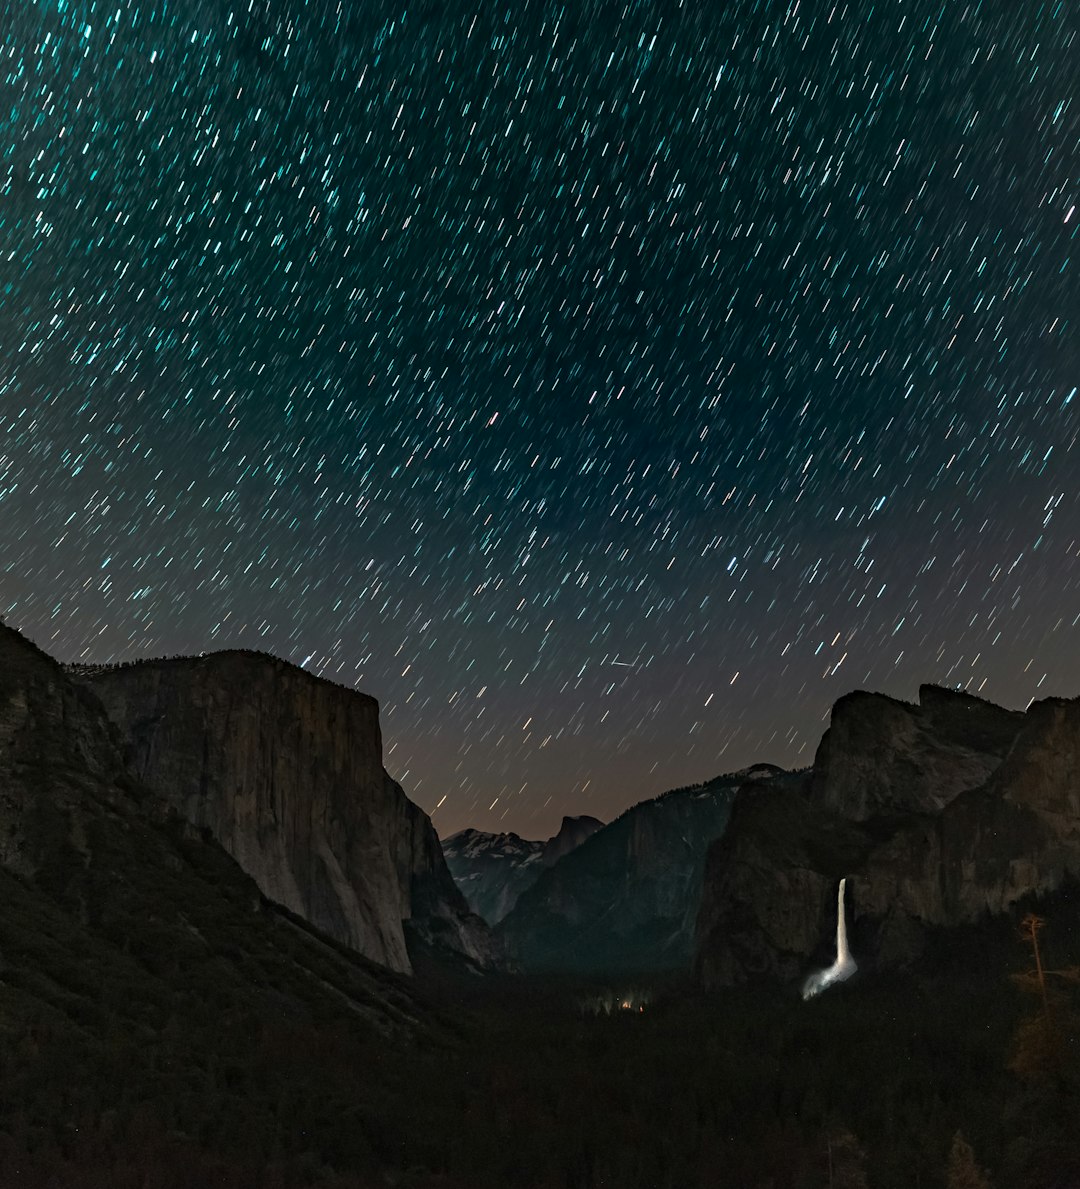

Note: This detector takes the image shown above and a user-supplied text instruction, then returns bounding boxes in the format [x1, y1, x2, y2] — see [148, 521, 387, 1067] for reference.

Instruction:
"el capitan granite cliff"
[73, 650, 492, 974]
[0, 618, 478, 1184]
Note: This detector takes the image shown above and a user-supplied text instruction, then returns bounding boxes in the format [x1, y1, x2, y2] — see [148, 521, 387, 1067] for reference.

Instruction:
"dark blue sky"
[3, 0, 1078, 836]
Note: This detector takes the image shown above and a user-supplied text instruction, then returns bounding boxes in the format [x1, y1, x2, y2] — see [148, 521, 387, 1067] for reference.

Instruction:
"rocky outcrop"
[541, 815, 604, 867]
[695, 688, 1079, 988]
[498, 767, 788, 973]
[78, 652, 492, 975]
[810, 684, 1024, 820]
[443, 815, 604, 925]
[694, 776, 852, 986]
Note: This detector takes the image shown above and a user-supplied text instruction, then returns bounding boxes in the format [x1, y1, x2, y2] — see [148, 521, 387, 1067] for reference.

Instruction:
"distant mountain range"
[442, 815, 604, 924]
[442, 682, 1080, 987]
[495, 764, 795, 973]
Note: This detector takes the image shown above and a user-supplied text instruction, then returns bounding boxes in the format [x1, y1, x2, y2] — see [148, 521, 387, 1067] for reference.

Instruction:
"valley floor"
[2, 889, 1079, 1189]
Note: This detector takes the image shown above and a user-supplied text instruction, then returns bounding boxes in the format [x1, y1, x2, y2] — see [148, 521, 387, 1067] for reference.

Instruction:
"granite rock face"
[810, 685, 1024, 821]
[0, 621, 428, 1046]
[79, 652, 492, 974]
[443, 815, 603, 925]
[498, 767, 786, 973]
[695, 687, 1079, 988]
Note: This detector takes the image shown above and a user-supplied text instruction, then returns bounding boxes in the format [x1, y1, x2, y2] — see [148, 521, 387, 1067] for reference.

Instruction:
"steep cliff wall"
[541, 815, 604, 867]
[81, 652, 491, 974]
[695, 690, 1080, 988]
[0, 621, 430, 1074]
[810, 684, 1024, 821]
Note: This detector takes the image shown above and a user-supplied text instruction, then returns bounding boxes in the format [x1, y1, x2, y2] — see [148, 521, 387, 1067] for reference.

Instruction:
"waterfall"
[801, 877, 857, 1000]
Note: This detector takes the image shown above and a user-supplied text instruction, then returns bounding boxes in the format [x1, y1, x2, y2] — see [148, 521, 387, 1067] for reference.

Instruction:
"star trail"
[2, 0, 1078, 836]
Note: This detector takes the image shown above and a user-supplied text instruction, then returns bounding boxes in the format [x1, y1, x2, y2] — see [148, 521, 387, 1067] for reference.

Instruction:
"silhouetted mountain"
[442, 814, 603, 924]
[695, 684, 1079, 987]
[542, 813, 605, 866]
[497, 765, 790, 972]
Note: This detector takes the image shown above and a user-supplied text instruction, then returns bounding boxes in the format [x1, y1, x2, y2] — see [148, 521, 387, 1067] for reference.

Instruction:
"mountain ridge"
[442, 814, 604, 924]
[496, 766, 795, 973]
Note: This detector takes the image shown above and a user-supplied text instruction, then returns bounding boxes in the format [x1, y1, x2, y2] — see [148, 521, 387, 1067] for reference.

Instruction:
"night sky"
[2, 0, 1078, 838]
